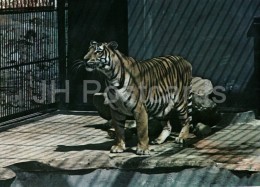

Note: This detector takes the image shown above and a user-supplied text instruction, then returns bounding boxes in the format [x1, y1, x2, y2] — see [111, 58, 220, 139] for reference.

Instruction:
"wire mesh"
[0, 2, 59, 120]
[0, 0, 55, 9]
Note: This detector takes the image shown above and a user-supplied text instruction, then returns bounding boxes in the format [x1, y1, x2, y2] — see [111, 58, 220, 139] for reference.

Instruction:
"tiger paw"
[175, 125, 189, 145]
[151, 138, 163, 145]
[110, 145, 126, 153]
[151, 129, 171, 145]
[136, 147, 150, 155]
[175, 137, 186, 145]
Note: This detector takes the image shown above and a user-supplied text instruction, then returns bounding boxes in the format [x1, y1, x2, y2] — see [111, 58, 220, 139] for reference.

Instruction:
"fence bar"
[57, 0, 66, 108]
[0, 0, 60, 122]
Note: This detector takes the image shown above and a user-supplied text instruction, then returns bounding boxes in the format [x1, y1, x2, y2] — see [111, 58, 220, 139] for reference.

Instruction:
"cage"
[0, 0, 260, 185]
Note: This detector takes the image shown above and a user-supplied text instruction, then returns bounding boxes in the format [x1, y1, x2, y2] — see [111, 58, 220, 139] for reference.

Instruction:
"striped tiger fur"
[83, 41, 192, 155]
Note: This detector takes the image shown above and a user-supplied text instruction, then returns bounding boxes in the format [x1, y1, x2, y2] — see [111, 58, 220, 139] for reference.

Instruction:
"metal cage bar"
[0, 0, 63, 122]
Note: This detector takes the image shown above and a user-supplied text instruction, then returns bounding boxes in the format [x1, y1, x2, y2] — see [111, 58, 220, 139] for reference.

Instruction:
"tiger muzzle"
[85, 60, 99, 70]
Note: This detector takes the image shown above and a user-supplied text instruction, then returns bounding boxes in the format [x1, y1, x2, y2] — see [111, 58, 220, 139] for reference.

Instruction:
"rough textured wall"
[128, 0, 260, 93]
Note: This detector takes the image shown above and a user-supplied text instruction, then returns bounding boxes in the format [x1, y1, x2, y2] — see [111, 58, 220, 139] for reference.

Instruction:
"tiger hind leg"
[151, 121, 172, 144]
[175, 93, 192, 144]
[175, 121, 190, 144]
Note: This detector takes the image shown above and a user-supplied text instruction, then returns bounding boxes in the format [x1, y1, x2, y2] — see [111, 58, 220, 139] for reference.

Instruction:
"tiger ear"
[90, 40, 97, 47]
[108, 41, 118, 50]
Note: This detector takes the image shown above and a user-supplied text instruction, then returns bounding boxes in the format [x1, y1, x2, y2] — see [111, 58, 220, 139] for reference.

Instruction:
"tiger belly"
[145, 93, 176, 119]
[154, 99, 175, 118]
[106, 87, 137, 116]
[106, 87, 176, 118]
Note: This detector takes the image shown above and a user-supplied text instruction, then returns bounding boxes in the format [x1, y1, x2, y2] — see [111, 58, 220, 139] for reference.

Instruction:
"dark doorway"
[68, 0, 128, 110]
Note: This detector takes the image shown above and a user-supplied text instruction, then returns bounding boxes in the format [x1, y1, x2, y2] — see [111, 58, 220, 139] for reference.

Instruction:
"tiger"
[82, 41, 192, 155]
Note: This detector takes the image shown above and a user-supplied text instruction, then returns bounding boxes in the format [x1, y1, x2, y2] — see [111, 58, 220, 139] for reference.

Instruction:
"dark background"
[127, 0, 260, 109]
[1, 0, 259, 121]
[68, 0, 128, 110]
[68, 0, 260, 110]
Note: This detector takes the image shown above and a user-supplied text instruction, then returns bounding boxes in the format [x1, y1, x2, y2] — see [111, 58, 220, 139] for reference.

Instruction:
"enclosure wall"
[128, 0, 260, 99]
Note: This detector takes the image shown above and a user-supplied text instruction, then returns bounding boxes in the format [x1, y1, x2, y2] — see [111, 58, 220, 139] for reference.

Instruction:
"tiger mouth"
[85, 61, 99, 70]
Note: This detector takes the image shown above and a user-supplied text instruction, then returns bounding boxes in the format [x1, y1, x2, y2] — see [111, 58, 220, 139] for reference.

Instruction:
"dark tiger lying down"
[82, 41, 192, 155]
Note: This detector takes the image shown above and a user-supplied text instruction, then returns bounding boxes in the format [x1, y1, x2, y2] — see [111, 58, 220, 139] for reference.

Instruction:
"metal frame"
[0, 0, 66, 122]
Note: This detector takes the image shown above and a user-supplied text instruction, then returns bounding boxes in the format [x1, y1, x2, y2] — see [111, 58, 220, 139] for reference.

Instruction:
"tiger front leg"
[134, 105, 150, 155]
[110, 111, 126, 153]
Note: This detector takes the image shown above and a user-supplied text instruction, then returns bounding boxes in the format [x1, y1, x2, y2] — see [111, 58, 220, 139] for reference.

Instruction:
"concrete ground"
[0, 111, 260, 186]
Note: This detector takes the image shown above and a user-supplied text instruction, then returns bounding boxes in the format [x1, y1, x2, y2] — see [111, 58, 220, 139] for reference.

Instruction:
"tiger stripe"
[83, 41, 192, 155]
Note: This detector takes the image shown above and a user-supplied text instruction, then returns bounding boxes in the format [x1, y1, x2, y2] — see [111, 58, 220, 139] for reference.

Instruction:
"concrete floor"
[0, 111, 260, 185]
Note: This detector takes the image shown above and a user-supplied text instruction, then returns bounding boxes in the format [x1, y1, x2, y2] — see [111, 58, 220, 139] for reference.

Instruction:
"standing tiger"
[83, 41, 192, 155]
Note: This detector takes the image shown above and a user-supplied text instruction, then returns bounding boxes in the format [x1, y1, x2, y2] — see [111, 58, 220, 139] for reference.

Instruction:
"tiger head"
[84, 40, 118, 72]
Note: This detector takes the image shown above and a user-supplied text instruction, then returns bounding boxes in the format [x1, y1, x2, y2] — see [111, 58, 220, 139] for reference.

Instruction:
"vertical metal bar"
[57, 0, 66, 108]
[2, 12, 4, 118]
[15, 13, 17, 114]
[13, 14, 15, 115]
[23, 11, 26, 112]
[20, 12, 22, 113]
[49, 11, 52, 105]
[4, 13, 6, 116]
[0, 9, 2, 118]
[0, 16, 1, 119]
[9, 13, 11, 113]
[254, 35, 260, 119]
[0, 11, 2, 117]
[7, 12, 9, 116]
[25, 16, 27, 111]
